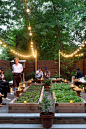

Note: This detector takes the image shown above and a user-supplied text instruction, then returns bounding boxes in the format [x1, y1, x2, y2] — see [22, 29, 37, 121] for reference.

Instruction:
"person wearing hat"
[44, 67, 51, 79]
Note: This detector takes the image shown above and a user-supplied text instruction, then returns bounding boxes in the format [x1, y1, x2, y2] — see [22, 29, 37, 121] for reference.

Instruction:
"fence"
[0, 59, 86, 80]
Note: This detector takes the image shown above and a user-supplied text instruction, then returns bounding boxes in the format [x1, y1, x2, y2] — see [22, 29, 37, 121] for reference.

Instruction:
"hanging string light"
[0, 41, 2, 44]
[3, 44, 6, 47]
[60, 40, 86, 58]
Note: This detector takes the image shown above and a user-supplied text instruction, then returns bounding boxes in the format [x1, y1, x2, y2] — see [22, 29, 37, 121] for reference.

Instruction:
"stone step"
[0, 113, 86, 124]
[0, 124, 86, 129]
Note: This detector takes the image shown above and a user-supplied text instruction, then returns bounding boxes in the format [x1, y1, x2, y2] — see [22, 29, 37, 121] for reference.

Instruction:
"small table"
[63, 80, 69, 85]
[26, 81, 32, 86]
[40, 79, 44, 85]
[20, 86, 25, 93]
[70, 84, 75, 89]
[73, 87, 83, 96]
[16, 90, 22, 98]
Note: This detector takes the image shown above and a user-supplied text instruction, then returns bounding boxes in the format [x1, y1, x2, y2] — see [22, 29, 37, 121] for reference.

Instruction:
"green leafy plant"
[84, 75, 86, 81]
[39, 92, 52, 115]
[26, 72, 35, 79]
[15, 85, 42, 103]
[55, 71, 62, 78]
[71, 69, 76, 77]
[43, 79, 51, 86]
[4, 68, 13, 81]
[51, 83, 83, 103]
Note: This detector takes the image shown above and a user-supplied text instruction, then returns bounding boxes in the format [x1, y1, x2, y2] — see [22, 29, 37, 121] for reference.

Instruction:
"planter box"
[52, 92, 85, 113]
[9, 86, 44, 113]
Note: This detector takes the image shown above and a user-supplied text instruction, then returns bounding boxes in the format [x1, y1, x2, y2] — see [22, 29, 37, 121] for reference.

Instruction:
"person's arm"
[20, 64, 23, 73]
[41, 71, 43, 78]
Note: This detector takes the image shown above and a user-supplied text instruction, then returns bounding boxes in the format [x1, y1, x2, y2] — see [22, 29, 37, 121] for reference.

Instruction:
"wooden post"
[23, 72, 24, 81]
[35, 50, 37, 72]
[59, 50, 60, 78]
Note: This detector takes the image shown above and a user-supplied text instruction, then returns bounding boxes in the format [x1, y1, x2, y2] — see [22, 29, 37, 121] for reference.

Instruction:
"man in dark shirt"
[73, 67, 83, 85]
[75, 67, 83, 79]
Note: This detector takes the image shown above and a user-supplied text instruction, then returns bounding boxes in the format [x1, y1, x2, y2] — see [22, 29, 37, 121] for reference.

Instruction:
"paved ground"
[0, 82, 86, 113]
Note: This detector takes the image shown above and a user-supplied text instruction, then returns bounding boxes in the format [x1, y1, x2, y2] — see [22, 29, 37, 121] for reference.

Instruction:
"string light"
[29, 32, 32, 36]
[28, 26, 31, 30]
[75, 53, 84, 57]
[0, 1, 37, 58]
[11, 49, 32, 58]
[3, 44, 6, 47]
[60, 40, 86, 58]
[26, 8, 30, 13]
[0, 41, 2, 44]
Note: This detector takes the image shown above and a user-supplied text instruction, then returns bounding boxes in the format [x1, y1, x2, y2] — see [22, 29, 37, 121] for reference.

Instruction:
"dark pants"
[1, 81, 10, 98]
[13, 74, 21, 87]
[0, 88, 2, 104]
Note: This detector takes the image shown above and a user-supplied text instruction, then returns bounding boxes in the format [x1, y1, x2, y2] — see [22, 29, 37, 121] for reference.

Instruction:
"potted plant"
[43, 79, 51, 91]
[39, 92, 54, 128]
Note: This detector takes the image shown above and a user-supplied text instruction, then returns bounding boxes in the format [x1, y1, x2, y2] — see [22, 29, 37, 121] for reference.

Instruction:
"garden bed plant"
[9, 85, 44, 113]
[51, 83, 83, 103]
[15, 85, 42, 103]
[51, 83, 85, 113]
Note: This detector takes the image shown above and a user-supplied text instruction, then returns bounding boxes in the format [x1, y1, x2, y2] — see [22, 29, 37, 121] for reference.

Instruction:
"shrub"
[26, 72, 35, 79]
[43, 79, 51, 86]
[4, 68, 13, 81]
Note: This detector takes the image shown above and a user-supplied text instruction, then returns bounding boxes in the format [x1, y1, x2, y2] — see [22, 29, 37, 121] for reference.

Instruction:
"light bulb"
[29, 32, 32, 36]
[31, 42, 33, 44]
[0, 41, 2, 44]
[28, 26, 31, 30]
[26, 8, 30, 13]
[3, 44, 6, 47]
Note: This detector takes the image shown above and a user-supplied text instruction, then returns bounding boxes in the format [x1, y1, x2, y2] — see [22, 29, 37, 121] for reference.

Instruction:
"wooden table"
[26, 81, 32, 86]
[73, 87, 83, 96]
[52, 79, 57, 83]
[63, 80, 69, 85]
[40, 79, 44, 85]
[16, 90, 22, 98]
[20, 86, 25, 93]
[70, 84, 75, 89]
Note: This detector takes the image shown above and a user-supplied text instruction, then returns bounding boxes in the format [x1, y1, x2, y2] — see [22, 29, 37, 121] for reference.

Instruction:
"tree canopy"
[0, 0, 86, 60]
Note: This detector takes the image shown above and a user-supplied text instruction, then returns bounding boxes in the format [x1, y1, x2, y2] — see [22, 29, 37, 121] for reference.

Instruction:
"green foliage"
[0, 0, 86, 60]
[43, 79, 51, 86]
[15, 85, 42, 103]
[26, 72, 35, 79]
[55, 71, 62, 78]
[70, 69, 76, 77]
[84, 75, 86, 81]
[51, 83, 83, 103]
[39, 92, 52, 115]
[4, 68, 13, 81]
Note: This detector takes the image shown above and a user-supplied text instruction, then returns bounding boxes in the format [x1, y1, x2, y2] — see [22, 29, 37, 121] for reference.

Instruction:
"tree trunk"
[52, 0, 63, 50]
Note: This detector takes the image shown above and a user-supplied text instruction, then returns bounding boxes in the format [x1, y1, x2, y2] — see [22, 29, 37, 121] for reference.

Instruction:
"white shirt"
[35, 70, 43, 78]
[12, 63, 23, 73]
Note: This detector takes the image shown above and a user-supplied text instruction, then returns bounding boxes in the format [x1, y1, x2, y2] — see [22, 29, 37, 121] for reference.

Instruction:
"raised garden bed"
[9, 85, 44, 113]
[52, 83, 85, 113]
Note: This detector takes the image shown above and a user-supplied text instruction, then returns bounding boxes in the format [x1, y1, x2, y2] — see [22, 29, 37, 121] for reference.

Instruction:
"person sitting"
[72, 67, 83, 86]
[44, 67, 51, 79]
[35, 67, 43, 79]
[0, 69, 11, 101]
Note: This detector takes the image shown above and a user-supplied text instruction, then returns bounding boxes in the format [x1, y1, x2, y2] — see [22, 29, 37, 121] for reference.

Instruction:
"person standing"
[12, 57, 23, 90]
